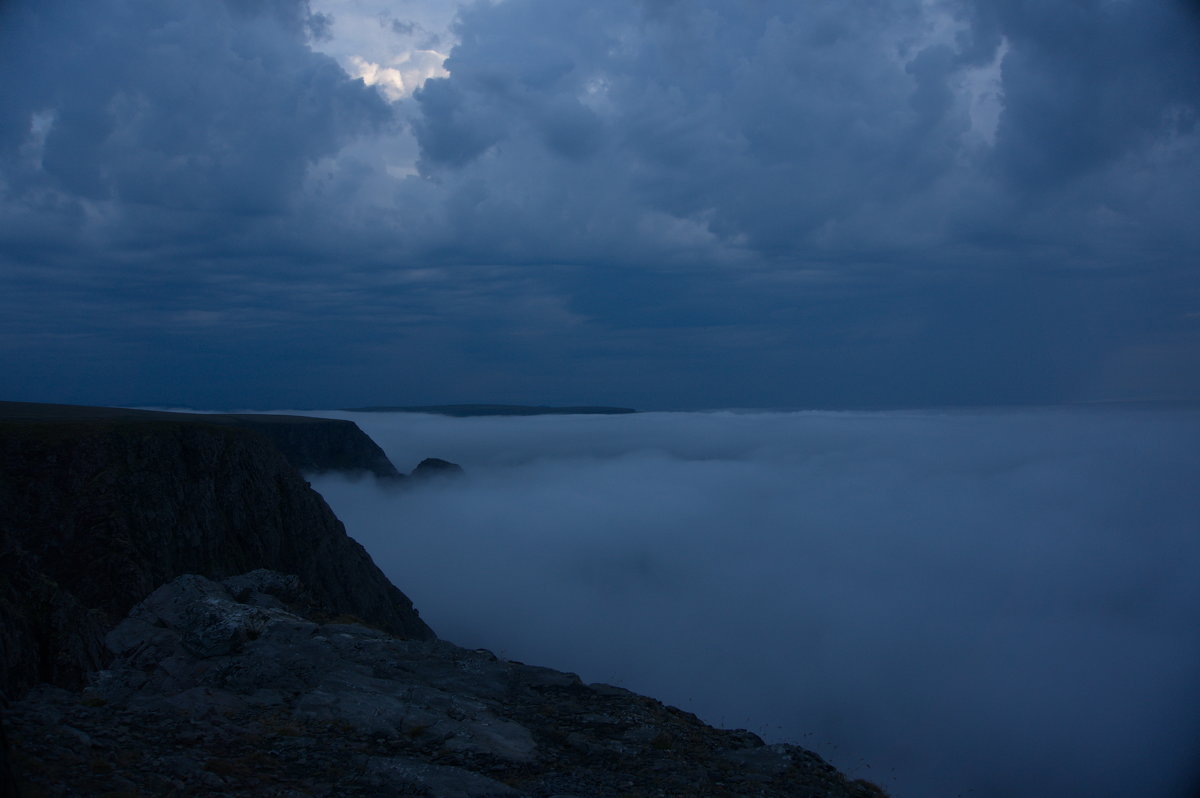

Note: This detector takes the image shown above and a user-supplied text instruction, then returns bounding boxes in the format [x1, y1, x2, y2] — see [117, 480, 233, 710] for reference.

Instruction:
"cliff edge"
[0, 406, 433, 699]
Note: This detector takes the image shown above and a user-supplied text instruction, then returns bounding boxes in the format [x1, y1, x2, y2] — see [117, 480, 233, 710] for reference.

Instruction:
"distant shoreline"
[342, 404, 638, 417]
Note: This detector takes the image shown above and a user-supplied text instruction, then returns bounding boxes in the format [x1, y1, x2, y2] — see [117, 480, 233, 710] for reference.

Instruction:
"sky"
[308, 407, 1200, 798]
[1, 0, 1199, 409]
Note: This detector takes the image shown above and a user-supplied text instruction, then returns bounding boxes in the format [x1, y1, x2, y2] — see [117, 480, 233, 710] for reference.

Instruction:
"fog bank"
[307, 408, 1200, 798]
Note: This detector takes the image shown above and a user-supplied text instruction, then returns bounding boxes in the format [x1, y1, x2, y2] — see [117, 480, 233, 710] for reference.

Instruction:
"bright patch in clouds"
[346, 50, 449, 101]
[308, 0, 457, 99]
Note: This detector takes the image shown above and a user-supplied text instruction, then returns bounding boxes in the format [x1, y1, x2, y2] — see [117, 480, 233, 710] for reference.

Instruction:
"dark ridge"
[345, 404, 638, 417]
[0, 407, 434, 699]
[0, 401, 401, 478]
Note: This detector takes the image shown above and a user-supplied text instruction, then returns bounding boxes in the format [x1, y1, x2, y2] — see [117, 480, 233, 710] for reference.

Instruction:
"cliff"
[0, 407, 432, 699]
[0, 402, 884, 798]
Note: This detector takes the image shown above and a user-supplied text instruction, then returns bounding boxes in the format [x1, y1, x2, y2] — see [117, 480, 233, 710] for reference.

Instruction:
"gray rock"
[365, 756, 522, 796]
[722, 743, 798, 776]
[222, 570, 307, 610]
[5, 571, 879, 798]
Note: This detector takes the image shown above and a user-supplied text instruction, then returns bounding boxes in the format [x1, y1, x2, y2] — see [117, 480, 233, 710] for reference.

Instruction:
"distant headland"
[344, 404, 638, 416]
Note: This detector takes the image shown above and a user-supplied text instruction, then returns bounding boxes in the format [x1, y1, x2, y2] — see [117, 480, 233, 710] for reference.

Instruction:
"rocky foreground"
[7, 570, 885, 798]
[0, 401, 886, 797]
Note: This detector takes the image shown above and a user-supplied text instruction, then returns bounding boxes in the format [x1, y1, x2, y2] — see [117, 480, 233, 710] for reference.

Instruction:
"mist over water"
[305, 408, 1200, 798]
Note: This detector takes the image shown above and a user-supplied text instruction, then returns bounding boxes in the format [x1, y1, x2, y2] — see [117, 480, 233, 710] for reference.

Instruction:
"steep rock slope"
[7, 571, 885, 798]
[0, 412, 433, 699]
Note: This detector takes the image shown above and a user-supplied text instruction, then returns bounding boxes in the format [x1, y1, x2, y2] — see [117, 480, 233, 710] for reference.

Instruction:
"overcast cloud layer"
[309, 408, 1200, 798]
[2, 0, 1199, 408]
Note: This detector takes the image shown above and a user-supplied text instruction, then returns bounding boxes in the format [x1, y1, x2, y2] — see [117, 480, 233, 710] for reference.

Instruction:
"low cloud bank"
[308, 408, 1200, 798]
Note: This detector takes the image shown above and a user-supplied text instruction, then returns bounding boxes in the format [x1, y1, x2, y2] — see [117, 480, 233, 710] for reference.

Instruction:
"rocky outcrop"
[6, 572, 885, 798]
[411, 456, 466, 480]
[0, 412, 433, 700]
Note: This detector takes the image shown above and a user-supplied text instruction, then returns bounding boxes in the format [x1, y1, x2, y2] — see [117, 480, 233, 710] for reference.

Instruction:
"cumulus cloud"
[0, 0, 1197, 408]
[346, 51, 449, 102]
[0, 0, 390, 223]
[309, 408, 1200, 798]
[0, 0, 402, 404]
[408, 0, 1200, 264]
[984, 1, 1200, 185]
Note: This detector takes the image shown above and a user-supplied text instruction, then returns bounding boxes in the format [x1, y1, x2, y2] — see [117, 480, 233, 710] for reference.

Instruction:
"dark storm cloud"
[307, 10, 335, 41]
[0, 0, 1197, 407]
[0, 0, 388, 227]
[394, 0, 1200, 406]
[412, 0, 1200, 262]
[0, 0, 401, 404]
[984, 0, 1200, 186]
[308, 408, 1200, 798]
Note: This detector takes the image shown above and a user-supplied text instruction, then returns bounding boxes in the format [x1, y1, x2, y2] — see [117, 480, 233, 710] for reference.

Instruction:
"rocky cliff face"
[0, 411, 432, 699]
[6, 571, 884, 798]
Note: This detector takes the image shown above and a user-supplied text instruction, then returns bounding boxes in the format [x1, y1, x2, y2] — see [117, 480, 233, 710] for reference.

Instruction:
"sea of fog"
[293, 407, 1199, 798]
